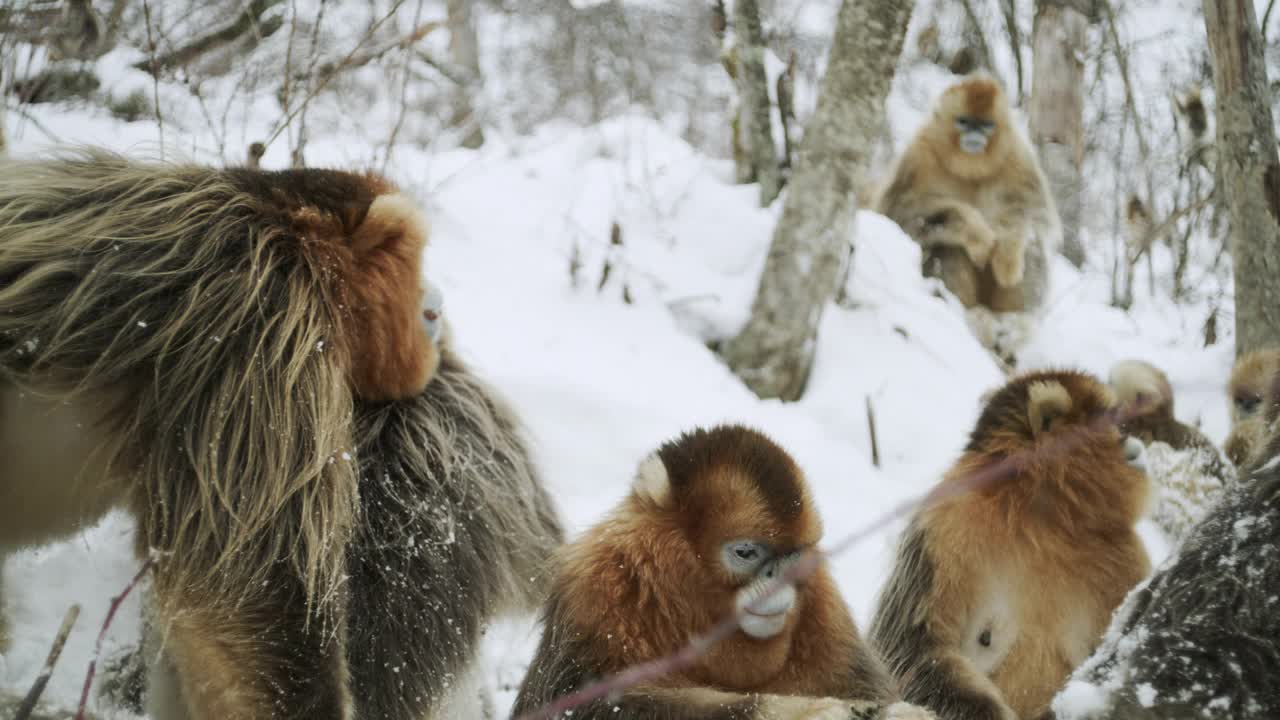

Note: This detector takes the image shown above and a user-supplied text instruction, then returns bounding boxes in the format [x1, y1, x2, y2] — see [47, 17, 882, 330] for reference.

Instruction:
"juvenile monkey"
[512, 425, 932, 720]
[875, 73, 1060, 316]
[870, 370, 1151, 720]
[1108, 360, 1229, 538]
[1224, 349, 1280, 467]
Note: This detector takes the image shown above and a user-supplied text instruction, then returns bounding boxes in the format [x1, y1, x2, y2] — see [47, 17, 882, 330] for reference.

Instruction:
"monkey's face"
[722, 541, 801, 639]
[966, 371, 1146, 482]
[935, 75, 1005, 158]
[1224, 351, 1280, 466]
[634, 425, 823, 644]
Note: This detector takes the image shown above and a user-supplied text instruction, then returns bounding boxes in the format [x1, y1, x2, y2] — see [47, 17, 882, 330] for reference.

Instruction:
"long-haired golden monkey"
[1224, 349, 1280, 467]
[95, 292, 565, 720]
[1108, 359, 1230, 539]
[511, 425, 934, 720]
[874, 74, 1060, 316]
[870, 370, 1151, 720]
[0, 150, 442, 719]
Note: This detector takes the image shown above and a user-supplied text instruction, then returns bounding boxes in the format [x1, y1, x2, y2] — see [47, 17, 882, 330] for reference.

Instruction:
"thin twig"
[382, 0, 426, 174]
[866, 396, 881, 468]
[75, 558, 155, 720]
[1101, 0, 1154, 207]
[1264, 0, 1278, 40]
[262, 2, 420, 148]
[14, 605, 80, 720]
[999, 0, 1024, 103]
[140, 0, 165, 160]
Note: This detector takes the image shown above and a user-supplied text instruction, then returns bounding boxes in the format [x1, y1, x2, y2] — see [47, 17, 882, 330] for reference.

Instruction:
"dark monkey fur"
[1054, 373, 1280, 719]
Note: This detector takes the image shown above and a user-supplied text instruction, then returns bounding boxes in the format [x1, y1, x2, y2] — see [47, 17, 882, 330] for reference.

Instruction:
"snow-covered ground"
[0, 13, 1238, 716]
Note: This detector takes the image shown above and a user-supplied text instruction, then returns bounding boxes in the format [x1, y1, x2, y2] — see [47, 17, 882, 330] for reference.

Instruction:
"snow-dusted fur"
[1054, 446, 1280, 718]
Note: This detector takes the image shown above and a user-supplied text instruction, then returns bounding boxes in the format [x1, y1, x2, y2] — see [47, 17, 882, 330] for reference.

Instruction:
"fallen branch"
[14, 605, 80, 720]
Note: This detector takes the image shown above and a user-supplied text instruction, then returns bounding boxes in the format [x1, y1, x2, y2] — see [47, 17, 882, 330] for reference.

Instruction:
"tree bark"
[446, 0, 485, 148]
[733, 0, 781, 206]
[722, 0, 914, 401]
[1030, 0, 1089, 268]
[1204, 0, 1280, 357]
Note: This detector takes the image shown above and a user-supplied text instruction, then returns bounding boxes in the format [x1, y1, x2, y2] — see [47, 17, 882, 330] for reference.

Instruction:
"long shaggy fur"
[0, 150, 452, 718]
[348, 346, 563, 718]
[0, 150, 364, 608]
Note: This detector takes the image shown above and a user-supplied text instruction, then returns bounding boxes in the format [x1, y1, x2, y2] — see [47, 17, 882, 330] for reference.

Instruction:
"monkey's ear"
[632, 453, 672, 507]
[1028, 381, 1072, 437]
[351, 193, 429, 256]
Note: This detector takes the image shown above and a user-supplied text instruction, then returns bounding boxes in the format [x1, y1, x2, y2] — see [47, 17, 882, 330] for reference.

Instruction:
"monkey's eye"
[1237, 394, 1261, 415]
[954, 116, 995, 133]
[722, 541, 771, 575]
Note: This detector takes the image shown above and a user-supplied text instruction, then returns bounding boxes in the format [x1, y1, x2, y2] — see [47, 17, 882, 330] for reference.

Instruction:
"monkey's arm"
[512, 629, 908, 720]
[869, 527, 1017, 720]
[876, 165, 995, 266]
[987, 167, 1059, 289]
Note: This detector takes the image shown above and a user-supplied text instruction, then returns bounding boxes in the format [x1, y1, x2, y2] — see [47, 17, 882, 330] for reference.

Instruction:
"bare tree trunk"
[733, 0, 781, 206]
[1030, 0, 1089, 268]
[1204, 0, 1280, 357]
[722, 0, 914, 401]
[1000, 0, 1026, 104]
[447, 0, 484, 148]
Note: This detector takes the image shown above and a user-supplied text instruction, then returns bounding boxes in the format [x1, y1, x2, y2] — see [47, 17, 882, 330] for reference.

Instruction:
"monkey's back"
[348, 348, 563, 719]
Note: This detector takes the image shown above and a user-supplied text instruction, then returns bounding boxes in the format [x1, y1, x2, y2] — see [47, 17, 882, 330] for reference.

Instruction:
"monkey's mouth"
[739, 608, 789, 639]
[959, 132, 988, 154]
[736, 581, 796, 640]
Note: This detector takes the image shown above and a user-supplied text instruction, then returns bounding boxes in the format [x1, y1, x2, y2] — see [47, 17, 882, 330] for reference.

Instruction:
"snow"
[0, 2, 1242, 717]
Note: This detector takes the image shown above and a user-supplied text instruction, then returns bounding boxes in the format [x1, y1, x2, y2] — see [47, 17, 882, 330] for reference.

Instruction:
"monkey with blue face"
[511, 425, 934, 720]
[874, 73, 1060, 316]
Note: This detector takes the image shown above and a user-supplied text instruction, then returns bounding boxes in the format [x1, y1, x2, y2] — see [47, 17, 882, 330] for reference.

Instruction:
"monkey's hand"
[877, 701, 937, 720]
[990, 232, 1026, 288]
[922, 203, 995, 266]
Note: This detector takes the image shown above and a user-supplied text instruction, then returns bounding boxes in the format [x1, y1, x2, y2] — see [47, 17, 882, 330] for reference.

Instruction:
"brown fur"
[870, 370, 1151, 720]
[1107, 359, 1231, 539]
[1108, 359, 1221, 456]
[0, 150, 438, 718]
[1225, 349, 1280, 467]
[512, 425, 928, 720]
[874, 74, 1060, 314]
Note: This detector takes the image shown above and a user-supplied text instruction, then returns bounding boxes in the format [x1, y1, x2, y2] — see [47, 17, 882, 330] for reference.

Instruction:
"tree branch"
[15, 605, 80, 720]
[134, 0, 285, 74]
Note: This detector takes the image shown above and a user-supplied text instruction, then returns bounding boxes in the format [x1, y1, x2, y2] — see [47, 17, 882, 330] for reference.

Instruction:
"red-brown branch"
[75, 558, 155, 720]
